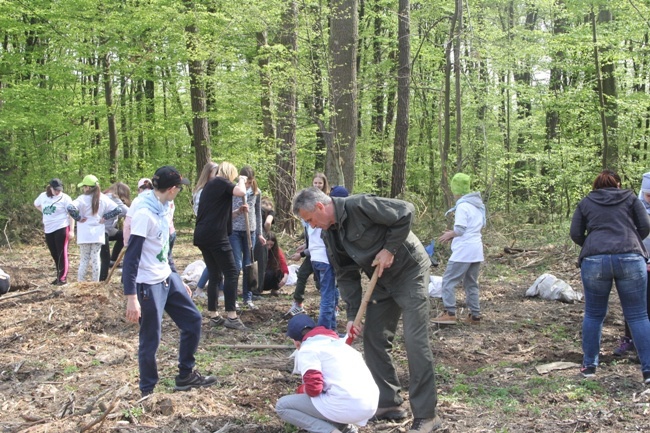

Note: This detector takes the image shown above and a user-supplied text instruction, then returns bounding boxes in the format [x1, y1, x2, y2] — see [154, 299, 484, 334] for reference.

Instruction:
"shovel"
[105, 247, 126, 284]
[345, 266, 380, 345]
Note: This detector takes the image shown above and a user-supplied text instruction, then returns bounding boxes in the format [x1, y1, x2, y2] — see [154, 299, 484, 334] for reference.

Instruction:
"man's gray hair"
[292, 187, 332, 216]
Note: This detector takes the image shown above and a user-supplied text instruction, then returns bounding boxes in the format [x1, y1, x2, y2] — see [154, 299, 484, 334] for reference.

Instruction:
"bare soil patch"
[1, 232, 649, 432]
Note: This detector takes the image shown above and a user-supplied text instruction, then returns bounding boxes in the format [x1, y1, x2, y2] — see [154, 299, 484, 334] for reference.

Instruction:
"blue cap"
[330, 185, 349, 197]
[286, 314, 316, 341]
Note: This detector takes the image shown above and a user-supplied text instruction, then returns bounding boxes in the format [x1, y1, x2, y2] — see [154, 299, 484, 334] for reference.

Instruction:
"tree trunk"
[390, 0, 410, 198]
[102, 53, 119, 181]
[184, 16, 212, 175]
[273, 0, 298, 233]
[257, 31, 275, 146]
[441, 8, 458, 208]
[145, 75, 155, 153]
[119, 74, 130, 160]
[327, 0, 358, 190]
[453, 0, 463, 171]
[591, 7, 617, 170]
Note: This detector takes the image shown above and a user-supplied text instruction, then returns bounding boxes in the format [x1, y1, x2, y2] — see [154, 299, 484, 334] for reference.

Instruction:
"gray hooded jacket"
[570, 188, 650, 265]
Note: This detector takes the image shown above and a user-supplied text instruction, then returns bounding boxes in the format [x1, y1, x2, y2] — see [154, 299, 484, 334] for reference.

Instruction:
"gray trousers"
[363, 266, 438, 419]
[276, 393, 346, 433]
[441, 261, 481, 316]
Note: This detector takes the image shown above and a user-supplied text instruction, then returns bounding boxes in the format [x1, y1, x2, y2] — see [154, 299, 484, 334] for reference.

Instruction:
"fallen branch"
[0, 289, 41, 302]
[214, 344, 294, 350]
[79, 397, 118, 432]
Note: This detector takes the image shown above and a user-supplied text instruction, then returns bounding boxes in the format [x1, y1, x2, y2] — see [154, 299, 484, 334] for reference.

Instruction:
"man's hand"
[373, 249, 394, 277]
[291, 244, 306, 261]
[438, 230, 456, 244]
[346, 320, 362, 338]
[184, 282, 192, 298]
[125, 295, 141, 324]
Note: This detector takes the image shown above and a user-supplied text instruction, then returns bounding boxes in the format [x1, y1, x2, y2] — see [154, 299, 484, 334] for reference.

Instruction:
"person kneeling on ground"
[276, 314, 379, 433]
[123, 166, 217, 397]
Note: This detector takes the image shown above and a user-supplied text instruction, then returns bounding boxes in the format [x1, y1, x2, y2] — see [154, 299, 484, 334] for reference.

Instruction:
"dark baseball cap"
[330, 185, 349, 197]
[49, 179, 63, 191]
[286, 314, 316, 341]
[152, 166, 190, 190]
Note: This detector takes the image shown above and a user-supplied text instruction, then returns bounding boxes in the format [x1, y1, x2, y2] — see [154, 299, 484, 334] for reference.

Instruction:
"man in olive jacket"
[292, 187, 441, 433]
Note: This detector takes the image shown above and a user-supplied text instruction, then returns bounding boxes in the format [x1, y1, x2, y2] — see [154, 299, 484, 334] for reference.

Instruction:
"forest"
[2, 0, 650, 238]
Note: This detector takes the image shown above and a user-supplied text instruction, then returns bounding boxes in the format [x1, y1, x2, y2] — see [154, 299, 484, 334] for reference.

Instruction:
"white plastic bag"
[181, 260, 206, 286]
[526, 273, 583, 303]
[285, 264, 300, 286]
[428, 275, 443, 298]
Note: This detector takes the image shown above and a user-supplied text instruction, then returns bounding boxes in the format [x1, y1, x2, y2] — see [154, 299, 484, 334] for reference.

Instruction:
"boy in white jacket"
[276, 314, 379, 433]
[432, 173, 486, 325]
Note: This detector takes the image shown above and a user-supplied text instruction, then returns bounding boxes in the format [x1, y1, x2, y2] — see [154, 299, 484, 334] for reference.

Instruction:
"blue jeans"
[137, 272, 202, 393]
[312, 261, 339, 331]
[197, 267, 209, 289]
[581, 253, 650, 374]
[229, 230, 255, 302]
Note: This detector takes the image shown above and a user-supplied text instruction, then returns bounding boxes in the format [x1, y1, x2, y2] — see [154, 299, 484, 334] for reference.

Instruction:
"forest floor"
[1, 228, 650, 433]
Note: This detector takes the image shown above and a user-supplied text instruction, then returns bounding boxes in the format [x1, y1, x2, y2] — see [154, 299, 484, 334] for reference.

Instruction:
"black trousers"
[99, 231, 124, 281]
[45, 226, 70, 283]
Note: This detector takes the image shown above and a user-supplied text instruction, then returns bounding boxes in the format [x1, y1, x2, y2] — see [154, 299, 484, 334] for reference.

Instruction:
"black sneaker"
[141, 389, 153, 398]
[174, 370, 218, 391]
[341, 425, 359, 433]
[643, 371, 650, 385]
[54, 279, 68, 286]
[51, 278, 59, 285]
[580, 366, 596, 378]
[209, 315, 225, 326]
[224, 317, 247, 330]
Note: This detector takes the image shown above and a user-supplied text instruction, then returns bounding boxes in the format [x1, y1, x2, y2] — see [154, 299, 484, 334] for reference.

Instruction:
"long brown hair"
[240, 165, 259, 195]
[105, 182, 131, 206]
[194, 161, 219, 194]
[84, 186, 101, 215]
[266, 232, 282, 271]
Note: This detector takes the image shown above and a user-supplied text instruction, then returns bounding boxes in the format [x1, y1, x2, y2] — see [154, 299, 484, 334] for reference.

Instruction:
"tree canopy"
[2, 0, 650, 238]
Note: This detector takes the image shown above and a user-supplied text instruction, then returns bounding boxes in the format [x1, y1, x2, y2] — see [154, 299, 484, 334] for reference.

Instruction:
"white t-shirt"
[306, 224, 328, 264]
[449, 202, 484, 263]
[34, 192, 73, 234]
[126, 195, 143, 218]
[130, 207, 171, 284]
[294, 334, 379, 426]
[71, 194, 118, 244]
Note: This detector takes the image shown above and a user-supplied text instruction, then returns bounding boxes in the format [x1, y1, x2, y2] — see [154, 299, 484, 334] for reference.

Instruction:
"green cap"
[450, 173, 470, 196]
[77, 174, 99, 188]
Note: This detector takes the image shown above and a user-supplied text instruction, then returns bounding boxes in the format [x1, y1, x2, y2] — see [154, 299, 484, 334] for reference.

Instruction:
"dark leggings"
[199, 242, 237, 313]
[624, 270, 650, 338]
[100, 231, 125, 281]
[45, 226, 70, 282]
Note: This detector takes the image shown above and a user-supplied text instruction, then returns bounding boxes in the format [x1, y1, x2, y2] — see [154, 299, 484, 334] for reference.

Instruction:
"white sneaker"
[283, 302, 305, 318]
[245, 300, 259, 310]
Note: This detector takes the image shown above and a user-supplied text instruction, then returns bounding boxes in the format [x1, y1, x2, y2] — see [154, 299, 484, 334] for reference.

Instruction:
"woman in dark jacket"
[570, 169, 650, 384]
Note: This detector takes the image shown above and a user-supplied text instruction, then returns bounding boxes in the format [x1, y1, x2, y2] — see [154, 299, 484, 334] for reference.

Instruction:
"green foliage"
[3, 0, 650, 242]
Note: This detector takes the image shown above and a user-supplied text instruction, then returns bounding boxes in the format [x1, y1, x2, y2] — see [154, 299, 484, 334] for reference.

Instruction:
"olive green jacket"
[322, 194, 430, 320]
